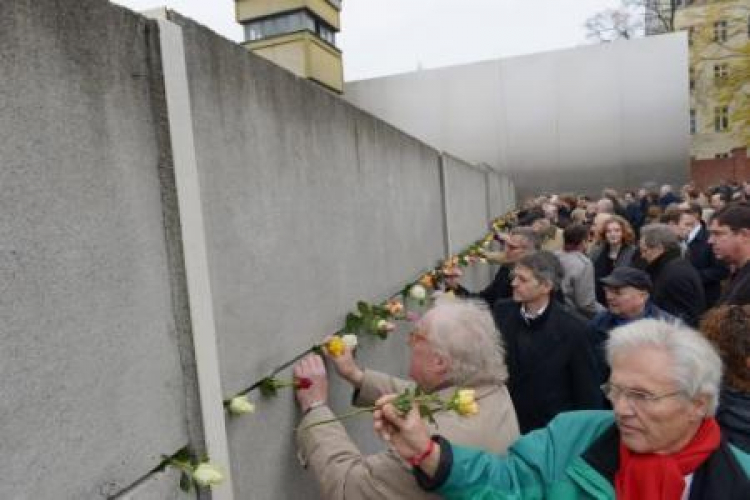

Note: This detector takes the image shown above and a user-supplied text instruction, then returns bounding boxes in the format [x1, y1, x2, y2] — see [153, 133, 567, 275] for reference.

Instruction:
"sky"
[111, 0, 623, 81]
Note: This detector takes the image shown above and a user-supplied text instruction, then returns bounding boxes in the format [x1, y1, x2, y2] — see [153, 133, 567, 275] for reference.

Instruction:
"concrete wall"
[344, 33, 691, 199]
[0, 1, 191, 498]
[171, 13, 513, 498]
[0, 1, 515, 499]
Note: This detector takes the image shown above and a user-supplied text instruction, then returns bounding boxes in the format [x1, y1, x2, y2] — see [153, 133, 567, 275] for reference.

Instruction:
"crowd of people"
[292, 181, 750, 499]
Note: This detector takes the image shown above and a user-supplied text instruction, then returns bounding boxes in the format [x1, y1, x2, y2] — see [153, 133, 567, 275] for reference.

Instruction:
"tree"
[584, 1, 680, 42]
[584, 7, 642, 42]
[585, 1, 750, 149]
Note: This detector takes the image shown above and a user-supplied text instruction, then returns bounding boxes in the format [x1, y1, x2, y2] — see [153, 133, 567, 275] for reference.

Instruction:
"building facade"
[649, 1, 750, 184]
[235, 0, 344, 93]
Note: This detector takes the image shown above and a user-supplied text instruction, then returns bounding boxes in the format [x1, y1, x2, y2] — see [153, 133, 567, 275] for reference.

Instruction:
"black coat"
[479, 265, 513, 307]
[492, 299, 602, 434]
[645, 249, 706, 327]
[687, 225, 730, 307]
[719, 261, 750, 306]
[590, 244, 637, 304]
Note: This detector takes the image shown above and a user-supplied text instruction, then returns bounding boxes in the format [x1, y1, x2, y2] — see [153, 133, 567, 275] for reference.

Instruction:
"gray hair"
[516, 251, 563, 291]
[510, 226, 541, 251]
[640, 223, 681, 253]
[606, 319, 723, 415]
[422, 298, 508, 386]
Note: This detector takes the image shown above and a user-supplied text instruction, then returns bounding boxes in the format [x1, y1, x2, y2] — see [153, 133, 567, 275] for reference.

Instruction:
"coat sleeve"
[572, 258, 601, 317]
[353, 370, 413, 407]
[297, 405, 425, 500]
[420, 412, 615, 499]
[698, 251, 730, 286]
[569, 324, 605, 409]
[662, 271, 706, 326]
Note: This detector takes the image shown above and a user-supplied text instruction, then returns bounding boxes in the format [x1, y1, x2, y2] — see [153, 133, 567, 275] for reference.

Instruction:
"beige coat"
[296, 370, 519, 500]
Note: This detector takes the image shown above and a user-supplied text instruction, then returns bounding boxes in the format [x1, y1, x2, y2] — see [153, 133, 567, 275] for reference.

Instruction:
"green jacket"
[418, 410, 750, 499]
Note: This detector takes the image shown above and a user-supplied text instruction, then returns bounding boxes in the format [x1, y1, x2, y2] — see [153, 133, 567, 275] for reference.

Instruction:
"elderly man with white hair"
[293, 299, 519, 500]
[373, 319, 750, 499]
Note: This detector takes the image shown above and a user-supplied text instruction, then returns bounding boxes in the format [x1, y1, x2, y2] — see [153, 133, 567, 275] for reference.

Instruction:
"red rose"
[295, 377, 313, 390]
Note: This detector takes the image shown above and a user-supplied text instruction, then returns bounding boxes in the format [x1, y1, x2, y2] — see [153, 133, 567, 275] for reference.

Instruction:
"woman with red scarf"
[373, 319, 750, 499]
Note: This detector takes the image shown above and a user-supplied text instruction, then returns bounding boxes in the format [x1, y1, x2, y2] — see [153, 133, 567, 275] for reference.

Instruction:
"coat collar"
[579, 423, 750, 499]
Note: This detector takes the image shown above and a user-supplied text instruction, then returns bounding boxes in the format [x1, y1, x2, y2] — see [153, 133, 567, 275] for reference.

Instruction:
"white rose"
[192, 462, 224, 487]
[341, 334, 358, 349]
[409, 284, 427, 301]
[228, 395, 255, 415]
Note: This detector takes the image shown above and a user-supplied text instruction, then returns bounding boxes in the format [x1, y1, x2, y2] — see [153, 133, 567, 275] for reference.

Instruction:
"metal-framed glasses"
[600, 382, 684, 407]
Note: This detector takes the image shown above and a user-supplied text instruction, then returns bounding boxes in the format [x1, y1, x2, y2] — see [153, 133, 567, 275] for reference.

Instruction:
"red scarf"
[615, 418, 721, 500]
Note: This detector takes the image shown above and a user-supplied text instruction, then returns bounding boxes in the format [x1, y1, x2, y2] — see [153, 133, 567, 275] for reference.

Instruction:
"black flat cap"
[600, 267, 652, 291]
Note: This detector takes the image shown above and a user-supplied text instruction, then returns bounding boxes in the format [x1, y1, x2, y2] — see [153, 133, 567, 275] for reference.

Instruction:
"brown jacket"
[296, 370, 519, 500]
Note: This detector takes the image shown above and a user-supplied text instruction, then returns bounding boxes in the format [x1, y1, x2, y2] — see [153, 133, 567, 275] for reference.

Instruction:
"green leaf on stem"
[179, 472, 192, 492]
[259, 378, 278, 397]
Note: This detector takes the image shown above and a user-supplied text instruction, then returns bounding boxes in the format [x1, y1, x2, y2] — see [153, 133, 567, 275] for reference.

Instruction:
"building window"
[244, 11, 314, 41]
[689, 67, 695, 90]
[714, 20, 728, 42]
[315, 19, 336, 45]
[243, 10, 337, 46]
[714, 106, 729, 132]
[715, 153, 730, 159]
[690, 109, 696, 134]
[714, 63, 729, 80]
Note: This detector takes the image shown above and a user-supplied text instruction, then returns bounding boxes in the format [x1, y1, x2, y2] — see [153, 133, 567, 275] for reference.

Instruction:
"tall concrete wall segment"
[441, 154, 495, 289]
[0, 1, 191, 498]
[0, 1, 515, 498]
[170, 12, 496, 499]
[344, 34, 690, 199]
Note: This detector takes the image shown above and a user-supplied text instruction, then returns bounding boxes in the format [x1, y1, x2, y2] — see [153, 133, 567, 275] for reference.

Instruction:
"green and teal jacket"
[416, 410, 750, 499]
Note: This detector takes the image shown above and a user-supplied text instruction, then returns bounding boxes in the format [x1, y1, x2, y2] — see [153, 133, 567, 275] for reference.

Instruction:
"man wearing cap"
[589, 267, 677, 383]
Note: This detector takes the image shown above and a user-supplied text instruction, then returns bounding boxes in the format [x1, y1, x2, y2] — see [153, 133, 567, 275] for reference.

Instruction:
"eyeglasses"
[600, 382, 684, 407]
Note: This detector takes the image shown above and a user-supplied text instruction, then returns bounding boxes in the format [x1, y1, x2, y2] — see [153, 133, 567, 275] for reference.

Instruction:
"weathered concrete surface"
[345, 34, 689, 198]
[0, 1, 515, 498]
[116, 469, 196, 500]
[171, 13, 448, 498]
[441, 154, 494, 290]
[0, 1, 188, 498]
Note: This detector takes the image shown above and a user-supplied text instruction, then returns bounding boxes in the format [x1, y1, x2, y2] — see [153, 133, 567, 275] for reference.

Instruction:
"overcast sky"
[112, 0, 623, 81]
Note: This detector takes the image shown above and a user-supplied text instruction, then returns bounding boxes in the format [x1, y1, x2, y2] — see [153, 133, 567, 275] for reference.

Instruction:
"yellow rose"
[459, 401, 480, 416]
[228, 395, 255, 415]
[455, 389, 479, 416]
[457, 389, 476, 405]
[325, 336, 346, 357]
[192, 463, 224, 487]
